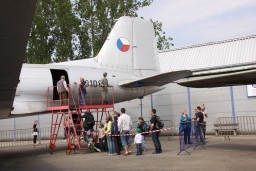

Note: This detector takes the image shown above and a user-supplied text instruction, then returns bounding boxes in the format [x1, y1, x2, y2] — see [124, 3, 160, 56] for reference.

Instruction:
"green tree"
[73, 0, 92, 59]
[151, 19, 173, 50]
[75, 0, 155, 58]
[26, 0, 173, 63]
[52, 0, 80, 62]
[25, 0, 55, 64]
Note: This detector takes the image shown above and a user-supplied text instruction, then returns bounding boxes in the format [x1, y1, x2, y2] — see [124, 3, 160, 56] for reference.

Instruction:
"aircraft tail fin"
[96, 16, 159, 75]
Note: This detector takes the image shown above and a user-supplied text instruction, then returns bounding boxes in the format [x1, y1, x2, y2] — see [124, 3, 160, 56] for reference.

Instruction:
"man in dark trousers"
[149, 109, 162, 154]
[80, 112, 95, 147]
[111, 114, 121, 155]
[57, 75, 69, 105]
[195, 106, 205, 145]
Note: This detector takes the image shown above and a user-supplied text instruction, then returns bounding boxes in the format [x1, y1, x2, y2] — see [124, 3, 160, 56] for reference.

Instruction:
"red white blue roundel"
[117, 38, 130, 52]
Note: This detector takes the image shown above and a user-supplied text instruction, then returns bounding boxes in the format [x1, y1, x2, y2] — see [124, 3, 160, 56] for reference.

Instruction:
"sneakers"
[87, 143, 91, 148]
[109, 153, 117, 156]
[136, 153, 143, 156]
[123, 152, 129, 156]
[94, 147, 101, 152]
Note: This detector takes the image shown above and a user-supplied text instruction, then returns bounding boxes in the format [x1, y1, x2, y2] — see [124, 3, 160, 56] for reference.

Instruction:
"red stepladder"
[76, 85, 115, 152]
[46, 84, 115, 154]
[47, 85, 81, 154]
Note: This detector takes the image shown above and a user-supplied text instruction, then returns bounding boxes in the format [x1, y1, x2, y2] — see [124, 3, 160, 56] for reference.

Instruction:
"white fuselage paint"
[12, 63, 164, 115]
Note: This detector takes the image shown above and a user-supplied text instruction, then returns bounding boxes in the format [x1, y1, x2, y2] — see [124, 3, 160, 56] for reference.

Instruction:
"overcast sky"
[137, 0, 256, 48]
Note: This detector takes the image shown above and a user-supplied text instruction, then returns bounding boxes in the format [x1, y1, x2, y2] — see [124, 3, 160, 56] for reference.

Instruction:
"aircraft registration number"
[85, 80, 102, 87]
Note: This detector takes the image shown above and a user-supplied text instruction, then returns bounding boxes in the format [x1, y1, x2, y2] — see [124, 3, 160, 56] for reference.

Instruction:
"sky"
[137, 0, 256, 48]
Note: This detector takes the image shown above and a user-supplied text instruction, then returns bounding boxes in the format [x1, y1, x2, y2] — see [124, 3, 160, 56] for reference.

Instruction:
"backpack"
[111, 120, 119, 135]
[143, 122, 150, 132]
[85, 112, 95, 129]
[155, 115, 164, 129]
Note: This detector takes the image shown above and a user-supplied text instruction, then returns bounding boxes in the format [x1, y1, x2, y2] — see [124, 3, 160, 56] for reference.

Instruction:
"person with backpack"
[149, 109, 162, 154]
[137, 117, 149, 152]
[80, 112, 95, 147]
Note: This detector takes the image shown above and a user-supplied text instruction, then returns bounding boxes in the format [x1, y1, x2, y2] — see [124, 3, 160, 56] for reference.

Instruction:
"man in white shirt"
[118, 108, 132, 156]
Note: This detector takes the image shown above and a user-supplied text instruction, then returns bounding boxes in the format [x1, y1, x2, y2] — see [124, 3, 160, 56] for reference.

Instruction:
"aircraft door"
[50, 69, 69, 100]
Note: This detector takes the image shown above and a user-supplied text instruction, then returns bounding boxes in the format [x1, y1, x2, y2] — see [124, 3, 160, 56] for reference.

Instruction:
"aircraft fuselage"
[12, 63, 164, 115]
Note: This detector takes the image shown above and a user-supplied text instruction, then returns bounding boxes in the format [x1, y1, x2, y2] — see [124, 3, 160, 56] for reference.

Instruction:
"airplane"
[0, 0, 191, 119]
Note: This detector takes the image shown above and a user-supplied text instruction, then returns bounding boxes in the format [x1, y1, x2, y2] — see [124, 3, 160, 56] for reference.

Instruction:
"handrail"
[46, 85, 67, 108]
[74, 82, 114, 106]
[46, 84, 74, 111]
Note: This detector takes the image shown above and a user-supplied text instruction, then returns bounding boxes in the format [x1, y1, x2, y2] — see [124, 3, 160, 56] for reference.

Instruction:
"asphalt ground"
[0, 136, 256, 171]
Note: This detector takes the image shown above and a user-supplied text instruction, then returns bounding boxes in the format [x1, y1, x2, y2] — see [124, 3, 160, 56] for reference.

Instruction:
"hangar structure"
[116, 35, 256, 132]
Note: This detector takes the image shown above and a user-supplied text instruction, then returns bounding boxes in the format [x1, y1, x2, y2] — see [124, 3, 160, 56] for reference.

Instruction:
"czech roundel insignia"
[117, 38, 130, 52]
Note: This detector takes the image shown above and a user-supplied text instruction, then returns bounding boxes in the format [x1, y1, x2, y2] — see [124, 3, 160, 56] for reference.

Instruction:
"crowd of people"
[71, 108, 164, 156]
[55, 72, 165, 155]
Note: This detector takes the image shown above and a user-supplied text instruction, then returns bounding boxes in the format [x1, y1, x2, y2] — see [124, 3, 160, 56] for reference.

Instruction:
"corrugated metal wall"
[159, 35, 256, 71]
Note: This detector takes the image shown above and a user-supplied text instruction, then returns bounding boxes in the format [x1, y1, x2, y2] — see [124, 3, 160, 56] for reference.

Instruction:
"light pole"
[138, 97, 143, 117]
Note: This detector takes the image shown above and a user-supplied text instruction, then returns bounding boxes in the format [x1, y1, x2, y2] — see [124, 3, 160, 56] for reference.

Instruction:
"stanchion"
[177, 121, 205, 155]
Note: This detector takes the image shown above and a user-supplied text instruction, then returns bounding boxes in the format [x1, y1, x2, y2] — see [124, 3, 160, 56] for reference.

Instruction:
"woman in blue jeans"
[180, 109, 191, 144]
[105, 115, 115, 155]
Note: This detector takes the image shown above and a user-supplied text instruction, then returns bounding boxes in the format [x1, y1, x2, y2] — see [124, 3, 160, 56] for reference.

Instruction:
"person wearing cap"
[100, 72, 111, 104]
[134, 127, 143, 155]
[57, 75, 69, 105]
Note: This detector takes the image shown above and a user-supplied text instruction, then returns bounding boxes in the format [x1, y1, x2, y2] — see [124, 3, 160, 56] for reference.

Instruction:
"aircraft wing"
[0, 0, 36, 119]
[176, 66, 256, 88]
[118, 70, 192, 88]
